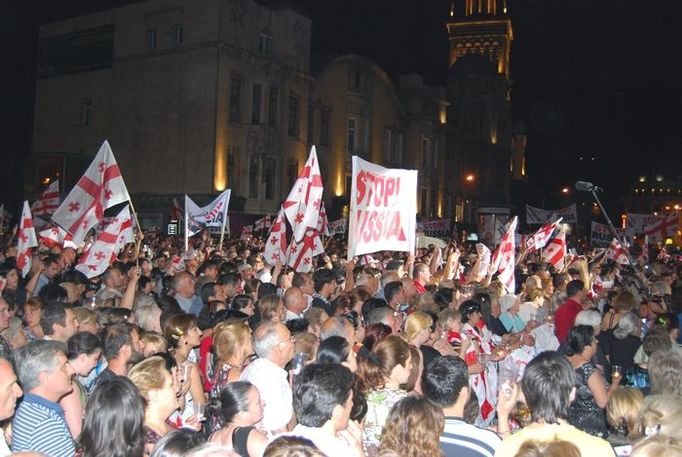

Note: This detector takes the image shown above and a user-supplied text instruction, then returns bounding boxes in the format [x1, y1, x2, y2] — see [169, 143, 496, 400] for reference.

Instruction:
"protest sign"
[590, 221, 625, 247]
[526, 204, 577, 224]
[348, 156, 417, 258]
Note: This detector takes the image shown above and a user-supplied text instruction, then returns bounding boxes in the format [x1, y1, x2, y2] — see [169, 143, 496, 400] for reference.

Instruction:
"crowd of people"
[0, 227, 680, 457]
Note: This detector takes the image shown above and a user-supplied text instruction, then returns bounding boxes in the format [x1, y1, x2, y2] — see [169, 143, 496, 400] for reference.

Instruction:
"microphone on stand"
[574, 181, 603, 192]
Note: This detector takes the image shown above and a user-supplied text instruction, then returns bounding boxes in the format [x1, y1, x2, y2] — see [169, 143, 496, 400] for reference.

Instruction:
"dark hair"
[199, 282, 221, 305]
[317, 336, 351, 365]
[384, 281, 404, 304]
[651, 313, 680, 334]
[422, 355, 469, 407]
[258, 283, 277, 300]
[361, 298, 388, 323]
[205, 381, 255, 432]
[473, 292, 492, 323]
[100, 322, 137, 359]
[66, 331, 102, 360]
[149, 429, 206, 457]
[81, 377, 145, 457]
[138, 276, 153, 292]
[434, 288, 455, 311]
[362, 323, 392, 351]
[564, 325, 595, 356]
[459, 300, 481, 323]
[566, 280, 585, 298]
[95, 307, 132, 325]
[313, 269, 336, 293]
[40, 303, 67, 335]
[643, 330, 673, 356]
[232, 294, 254, 312]
[293, 363, 353, 427]
[521, 351, 575, 423]
[217, 272, 240, 288]
[286, 318, 310, 336]
[61, 269, 88, 286]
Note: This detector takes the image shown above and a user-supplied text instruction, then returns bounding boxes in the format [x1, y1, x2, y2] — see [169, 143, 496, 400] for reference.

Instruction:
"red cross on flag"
[317, 201, 330, 237]
[606, 238, 630, 265]
[31, 180, 60, 223]
[491, 216, 517, 294]
[75, 205, 133, 278]
[283, 146, 324, 242]
[286, 228, 324, 273]
[52, 141, 131, 247]
[263, 207, 287, 266]
[542, 229, 566, 270]
[643, 212, 679, 242]
[525, 218, 562, 253]
[39, 224, 75, 249]
[16, 201, 38, 278]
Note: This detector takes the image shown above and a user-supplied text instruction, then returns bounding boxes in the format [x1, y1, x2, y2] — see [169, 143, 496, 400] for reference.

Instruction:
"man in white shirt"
[275, 363, 363, 457]
[240, 321, 295, 433]
[284, 287, 308, 321]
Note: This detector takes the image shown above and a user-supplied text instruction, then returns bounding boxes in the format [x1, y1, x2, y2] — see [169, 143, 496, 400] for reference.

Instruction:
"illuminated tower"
[447, 0, 513, 81]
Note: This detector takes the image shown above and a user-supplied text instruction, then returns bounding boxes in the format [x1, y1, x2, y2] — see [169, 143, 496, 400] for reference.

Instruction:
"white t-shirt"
[240, 358, 292, 432]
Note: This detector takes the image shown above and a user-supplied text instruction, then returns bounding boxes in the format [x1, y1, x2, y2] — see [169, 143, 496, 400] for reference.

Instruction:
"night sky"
[2, 0, 681, 212]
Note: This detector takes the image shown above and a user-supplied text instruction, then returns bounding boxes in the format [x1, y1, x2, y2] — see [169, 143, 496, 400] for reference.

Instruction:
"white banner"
[185, 190, 231, 238]
[526, 204, 577, 224]
[348, 156, 417, 258]
[328, 218, 348, 236]
[626, 213, 663, 235]
[590, 221, 625, 247]
[416, 219, 451, 238]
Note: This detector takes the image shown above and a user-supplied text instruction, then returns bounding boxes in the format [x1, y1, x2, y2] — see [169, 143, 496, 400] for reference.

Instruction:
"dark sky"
[2, 0, 681, 211]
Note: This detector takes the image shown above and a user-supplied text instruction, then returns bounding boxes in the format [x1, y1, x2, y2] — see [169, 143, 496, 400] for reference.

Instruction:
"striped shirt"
[12, 392, 75, 457]
[440, 417, 501, 457]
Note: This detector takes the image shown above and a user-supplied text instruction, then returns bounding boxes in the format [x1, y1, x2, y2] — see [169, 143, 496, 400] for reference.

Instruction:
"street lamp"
[542, 187, 570, 208]
[465, 173, 475, 183]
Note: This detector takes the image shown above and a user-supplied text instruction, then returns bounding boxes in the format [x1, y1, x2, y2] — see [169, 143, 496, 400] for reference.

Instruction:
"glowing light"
[656, 175, 663, 182]
[639, 176, 646, 183]
[439, 104, 448, 124]
[674, 205, 680, 210]
[465, 174, 475, 182]
[561, 187, 569, 194]
[213, 139, 227, 192]
[41, 177, 51, 185]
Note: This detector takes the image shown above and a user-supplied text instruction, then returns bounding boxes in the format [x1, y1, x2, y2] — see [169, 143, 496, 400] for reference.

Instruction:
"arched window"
[258, 28, 272, 55]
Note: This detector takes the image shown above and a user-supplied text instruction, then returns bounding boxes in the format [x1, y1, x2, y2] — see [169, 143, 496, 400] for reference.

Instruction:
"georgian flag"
[283, 146, 324, 242]
[16, 202, 38, 277]
[52, 141, 131, 247]
[606, 238, 629, 265]
[287, 228, 324, 273]
[475, 243, 491, 277]
[263, 207, 287, 266]
[525, 218, 562, 253]
[75, 206, 133, 278]
[254, 214, 273, 232]
[32, 180, 60, 218]
[317, 201, 330, 237]
[542, 230, 566, 270]
[643, 212, 679, 242]
[39, 224, 76, 249]
[491, 216, 517, 294]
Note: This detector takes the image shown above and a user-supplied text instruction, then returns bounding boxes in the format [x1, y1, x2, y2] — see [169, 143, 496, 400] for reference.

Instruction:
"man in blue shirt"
[13, 340, 76, 457]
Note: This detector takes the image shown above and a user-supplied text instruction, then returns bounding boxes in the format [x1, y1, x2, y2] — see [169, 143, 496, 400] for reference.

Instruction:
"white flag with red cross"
[16, 201, 38, 278]
[263, 207, 288, 266]
[32, 180, 60, 216]
[317, 201, 330, 237]
[606, 238, 629, 265]
[643, 212, 679, 242]
[254, 214, 273, 232]
[39, 224, 76, 249]
[542, 229, 566, 270]
[525, 218, 562, 253]
[283, 146, 324, 242]
[491, 216, 517, 294]
[286, 228, 324, 273]
[52, 141, 131, 247]
[75, 206, 133, 278]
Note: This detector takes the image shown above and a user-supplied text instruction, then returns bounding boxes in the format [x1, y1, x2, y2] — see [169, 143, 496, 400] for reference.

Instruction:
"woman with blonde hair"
[602, 291, 637, 331]
[209, 319, 253, 397]
[637, 395, 682, 441]
[357, 335, 413, 452]
[71, 306, 99, 334]
[257, 294, 286, 321]
[304, 307, 329, 337]
[377, 395, 444, 457]
[129, 356, 181, 453]
[606, 387, 644, 452]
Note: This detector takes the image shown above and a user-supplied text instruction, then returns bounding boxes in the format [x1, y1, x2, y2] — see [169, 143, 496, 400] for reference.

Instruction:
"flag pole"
[127, 198, 144, 267]
[184, 195, 189, 253]
[218, 205, 228, 252]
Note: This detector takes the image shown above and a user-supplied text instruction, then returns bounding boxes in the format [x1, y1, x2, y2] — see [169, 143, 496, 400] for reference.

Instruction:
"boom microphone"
[574, 181, 602, 192]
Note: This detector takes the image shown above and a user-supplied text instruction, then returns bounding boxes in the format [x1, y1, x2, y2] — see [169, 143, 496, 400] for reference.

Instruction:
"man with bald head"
[284, 286, 308, 321]
[172, 271, 204, 316]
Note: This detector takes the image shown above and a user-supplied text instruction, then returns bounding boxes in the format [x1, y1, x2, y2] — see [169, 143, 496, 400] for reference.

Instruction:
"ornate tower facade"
[447, 0, 513, 82]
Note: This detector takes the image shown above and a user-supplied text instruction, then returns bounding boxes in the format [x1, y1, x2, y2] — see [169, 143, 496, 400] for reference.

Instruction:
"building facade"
[31, 0, 522, 231]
